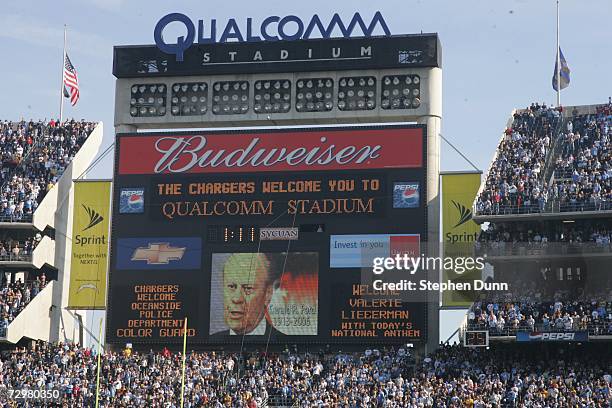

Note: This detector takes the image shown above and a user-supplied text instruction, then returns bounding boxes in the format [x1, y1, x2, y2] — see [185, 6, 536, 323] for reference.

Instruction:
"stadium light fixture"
[171, 82, 208, 116]
[130, 84, 166, 117]
[212, 80, 249, 115]
[296, 78, 334, 112]
[254, 80, 291, 114]
[381, 75, 421, 110]
[338, 76, 376, 111]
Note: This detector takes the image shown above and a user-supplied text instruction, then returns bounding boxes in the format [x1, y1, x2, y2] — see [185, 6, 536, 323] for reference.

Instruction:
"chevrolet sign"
[131, 243, 186, 265]
[116, 237, 202, 270]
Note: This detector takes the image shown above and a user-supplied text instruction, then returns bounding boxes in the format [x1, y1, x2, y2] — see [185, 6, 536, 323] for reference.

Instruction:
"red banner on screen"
[390, 235, 421, 257]
[118, 127, 423, 175]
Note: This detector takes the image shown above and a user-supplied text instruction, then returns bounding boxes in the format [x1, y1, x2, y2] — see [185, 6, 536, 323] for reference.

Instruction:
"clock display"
[464, 330, 489, 347]
[208, 226, 258, 243]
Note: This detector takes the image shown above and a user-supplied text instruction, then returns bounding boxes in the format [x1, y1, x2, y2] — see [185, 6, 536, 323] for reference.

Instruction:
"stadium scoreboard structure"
[113, 35, 441, 127]
[110, 31, 442, 350]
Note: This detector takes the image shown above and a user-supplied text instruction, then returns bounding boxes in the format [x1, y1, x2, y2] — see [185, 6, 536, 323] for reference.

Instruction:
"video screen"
[209, 252, 318, 337]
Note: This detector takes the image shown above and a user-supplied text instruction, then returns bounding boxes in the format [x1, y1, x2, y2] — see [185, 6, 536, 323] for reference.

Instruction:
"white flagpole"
[556, 0, 561, 107]
[60, 25, 67, 123]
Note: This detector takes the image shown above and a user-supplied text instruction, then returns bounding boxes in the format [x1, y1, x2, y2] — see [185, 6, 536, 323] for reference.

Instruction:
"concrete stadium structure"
[0, 123, 104, 345]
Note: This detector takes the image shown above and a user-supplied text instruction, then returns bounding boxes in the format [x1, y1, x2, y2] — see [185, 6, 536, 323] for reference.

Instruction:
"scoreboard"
[106, 125, 429, 346]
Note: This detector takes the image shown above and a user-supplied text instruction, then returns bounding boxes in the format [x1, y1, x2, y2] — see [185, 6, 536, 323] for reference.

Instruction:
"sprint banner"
[68, 181, 111, 309]
[441, 172, 482, 307]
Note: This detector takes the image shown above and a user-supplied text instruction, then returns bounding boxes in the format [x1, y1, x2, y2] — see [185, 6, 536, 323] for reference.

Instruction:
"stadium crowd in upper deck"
[551, 105, 611, 212]
[0, 236, 39, 261]
[0, 341, 609, 407]
[469, 294, 611, 336]
[0, 274, 47, 336]
[476, 103, 559, 215]
[0, 119, 96, 222]
[476, 101, 611, 215]
[478, 219, 612, 246]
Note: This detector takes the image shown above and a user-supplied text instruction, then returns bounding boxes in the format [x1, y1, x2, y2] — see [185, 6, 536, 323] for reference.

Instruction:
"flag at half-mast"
[63, 54, 80, 106]
[552, 47, 570, 91]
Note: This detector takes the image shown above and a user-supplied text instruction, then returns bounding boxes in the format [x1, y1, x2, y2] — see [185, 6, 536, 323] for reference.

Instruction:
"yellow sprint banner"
[441, 172, 482, 307]
[68, 180, 111, 309]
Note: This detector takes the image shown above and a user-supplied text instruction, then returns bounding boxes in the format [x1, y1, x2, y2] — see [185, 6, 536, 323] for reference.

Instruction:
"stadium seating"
[468, 295, 611, 336]
[0, 275, 47, 337]
[550, 107, 612, 212]
[0, 237, 39, 261]
[476, 101, 611, 215]
[0, 341, 608, 406]
[0, 119, 96, 222]
[1, 118, 98, 343]
[476, 103, 560, 215]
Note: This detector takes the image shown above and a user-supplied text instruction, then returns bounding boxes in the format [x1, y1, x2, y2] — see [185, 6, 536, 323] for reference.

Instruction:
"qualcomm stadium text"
[154, 12, 391, 60]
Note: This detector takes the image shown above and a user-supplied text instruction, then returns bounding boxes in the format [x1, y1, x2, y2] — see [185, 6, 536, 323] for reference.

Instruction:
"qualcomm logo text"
[154, 12, 391, 61]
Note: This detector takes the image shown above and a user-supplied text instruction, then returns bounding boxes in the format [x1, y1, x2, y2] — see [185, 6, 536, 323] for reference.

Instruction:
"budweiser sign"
[118, 127, 423, 175]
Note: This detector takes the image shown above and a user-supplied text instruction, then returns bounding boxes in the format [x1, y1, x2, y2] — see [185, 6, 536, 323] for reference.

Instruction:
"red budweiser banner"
[118, 127, 423, 175]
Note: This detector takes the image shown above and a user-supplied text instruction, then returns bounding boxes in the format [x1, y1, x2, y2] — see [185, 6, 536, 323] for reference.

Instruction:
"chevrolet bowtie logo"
[131, 243, 186, 265]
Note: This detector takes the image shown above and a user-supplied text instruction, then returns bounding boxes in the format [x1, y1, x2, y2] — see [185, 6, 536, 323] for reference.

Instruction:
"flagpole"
[180, 317, 188, 408]
[60, 25, 67, 123]
[556, 0, 561, 107]
[95, 318, 103, 408]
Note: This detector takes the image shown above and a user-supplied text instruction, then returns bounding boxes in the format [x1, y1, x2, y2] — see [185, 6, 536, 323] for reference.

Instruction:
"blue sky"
[1, 0, 610, 177]
[2, 0, 610, 343]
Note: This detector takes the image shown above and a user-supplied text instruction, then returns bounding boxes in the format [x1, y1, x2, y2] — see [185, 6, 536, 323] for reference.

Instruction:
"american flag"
[63, 54, 80, 106]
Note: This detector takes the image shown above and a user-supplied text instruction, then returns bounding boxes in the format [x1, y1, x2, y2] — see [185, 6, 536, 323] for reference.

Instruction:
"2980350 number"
[2, 388, 62, 401]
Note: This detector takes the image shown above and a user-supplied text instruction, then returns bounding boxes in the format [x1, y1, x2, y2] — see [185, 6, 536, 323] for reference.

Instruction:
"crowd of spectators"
[478, 221, 612, 245]
[469, 280, 612, 336]
[476, 103, 560, 215]
[469, 299, 611, 336]
[0, 119, 96, 222]
[0, 341, 609, 407]
[477, 101, 611, 215]
[0, 236, 39, 261]
[551, 106, 611, 212]
[0, 275, 47, 336]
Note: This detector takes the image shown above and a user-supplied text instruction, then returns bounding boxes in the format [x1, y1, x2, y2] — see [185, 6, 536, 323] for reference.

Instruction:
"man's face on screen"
[223, 254, 273, 335]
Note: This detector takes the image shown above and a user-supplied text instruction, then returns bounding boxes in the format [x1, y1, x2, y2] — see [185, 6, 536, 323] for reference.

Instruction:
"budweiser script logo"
[154, 135, 383, 173]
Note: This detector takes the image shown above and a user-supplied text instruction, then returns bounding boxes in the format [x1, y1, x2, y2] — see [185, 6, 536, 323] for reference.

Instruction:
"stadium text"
[154, 12, 391, 61]
[331, 284, 422, 339]
[160, 198, 376, 219]
[115, 284, 196, 339]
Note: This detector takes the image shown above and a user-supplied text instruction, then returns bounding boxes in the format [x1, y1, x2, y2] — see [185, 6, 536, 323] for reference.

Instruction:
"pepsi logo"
[528, 333, 542, 340]
[403, 187, 418, 199]
[120, 188, 145, 214]
[393, 182, 419, 208]
[128, 193, 144, 207]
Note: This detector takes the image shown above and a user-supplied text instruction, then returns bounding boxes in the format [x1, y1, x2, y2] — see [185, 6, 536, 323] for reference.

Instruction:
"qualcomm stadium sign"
[154, 12, 391, 61]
